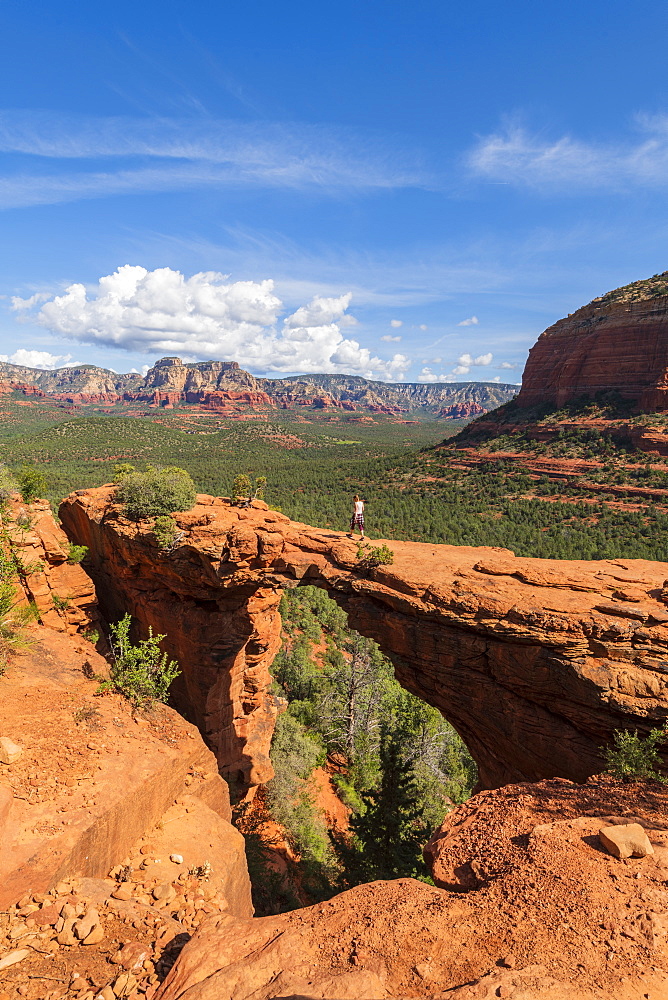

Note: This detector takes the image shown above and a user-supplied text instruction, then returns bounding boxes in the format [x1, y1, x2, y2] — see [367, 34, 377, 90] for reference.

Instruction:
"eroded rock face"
[60, 487, 668, 795]
[518, 294, 668, 410]
[2, 494, 97, 633]
[0, 626, 252, 915]
[155, 776, 668, 1000]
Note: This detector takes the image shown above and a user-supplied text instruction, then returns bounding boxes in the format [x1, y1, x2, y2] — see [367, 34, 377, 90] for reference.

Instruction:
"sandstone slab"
[61, 487, 668, 793]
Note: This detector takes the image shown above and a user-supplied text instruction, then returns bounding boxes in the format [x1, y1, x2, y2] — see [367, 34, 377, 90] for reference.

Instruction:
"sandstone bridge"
[60, 488, 668, 796]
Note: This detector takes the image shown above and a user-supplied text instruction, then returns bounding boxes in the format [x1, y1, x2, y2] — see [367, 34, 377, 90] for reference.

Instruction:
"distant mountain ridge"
[0, 355, 519, 417]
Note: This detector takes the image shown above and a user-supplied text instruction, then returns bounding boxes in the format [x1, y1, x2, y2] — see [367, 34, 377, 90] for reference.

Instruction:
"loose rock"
[598, 822, 654, 859]
[0, 737, 23, 765]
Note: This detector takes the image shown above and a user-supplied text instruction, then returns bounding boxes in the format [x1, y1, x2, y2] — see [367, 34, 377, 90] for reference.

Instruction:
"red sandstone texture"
[2, 494, 98, 633]
[156, 776, 668, 1000]
[0, 626, 251, 917]
[439, 401, 486, 419]
[60, 487, 668, 795]
[517, 294, 668, 410]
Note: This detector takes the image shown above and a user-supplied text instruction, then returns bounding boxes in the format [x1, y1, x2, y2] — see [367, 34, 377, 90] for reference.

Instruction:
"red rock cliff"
[60, 488, 668, 796]
[518, 280, 668, 410]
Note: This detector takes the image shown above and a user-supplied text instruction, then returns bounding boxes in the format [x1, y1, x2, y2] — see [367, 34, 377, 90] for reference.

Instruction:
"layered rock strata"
[518, 291, 668, 410]
[60, 487, 668, 794]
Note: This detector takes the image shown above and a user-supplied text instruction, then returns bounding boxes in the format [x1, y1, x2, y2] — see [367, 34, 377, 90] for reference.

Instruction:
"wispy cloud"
[467, 115, 668, 192]
[0, 110, 430, 209]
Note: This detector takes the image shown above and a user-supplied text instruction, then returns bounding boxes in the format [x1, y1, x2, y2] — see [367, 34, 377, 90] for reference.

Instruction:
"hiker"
[348, 494, 365, 539]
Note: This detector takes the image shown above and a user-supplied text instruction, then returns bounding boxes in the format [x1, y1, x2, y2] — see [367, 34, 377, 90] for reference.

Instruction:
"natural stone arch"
[60, 489, 668, 797]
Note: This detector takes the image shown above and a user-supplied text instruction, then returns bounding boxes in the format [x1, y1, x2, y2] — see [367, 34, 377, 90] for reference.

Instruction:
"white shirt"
[354, 500, 364, 515]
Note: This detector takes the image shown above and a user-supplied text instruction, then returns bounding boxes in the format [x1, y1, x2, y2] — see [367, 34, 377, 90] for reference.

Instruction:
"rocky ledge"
[155, 775, 668, 1000]
[60, 487, 668, 795]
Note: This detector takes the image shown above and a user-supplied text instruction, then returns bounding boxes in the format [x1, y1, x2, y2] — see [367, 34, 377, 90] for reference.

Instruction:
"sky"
[0, 0, 667, 383]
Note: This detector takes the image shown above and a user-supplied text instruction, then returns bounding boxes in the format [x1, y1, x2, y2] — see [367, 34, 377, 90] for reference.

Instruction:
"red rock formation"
[0, 626, 252, 915]
[60, 488, 668, 796]
[518, 293, 668, 410]
[439, 401, 486, 419]
[156, 775, 668, 1000]
[3, 495, 97, 633]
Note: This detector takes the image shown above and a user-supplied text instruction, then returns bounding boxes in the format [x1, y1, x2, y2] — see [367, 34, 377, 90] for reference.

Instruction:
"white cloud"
[451, 352, 493, 377]
[467, 116, 668, 191]
[10, 292, 51, 311]
[390, 319, 403, 328]
[0, 348, 73, 369]
[497, 361, 518, 369]
[458, 352, 493, 367]
[381, 334, 402, 342]
[0, 112, 428, 210]
[457, 316, 479, 326]
[419, 324, 428, 331]
[26, 265, 411, 380]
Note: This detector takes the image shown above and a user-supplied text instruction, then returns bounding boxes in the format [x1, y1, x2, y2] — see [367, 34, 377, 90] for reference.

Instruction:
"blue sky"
[0, 0, 667, 383]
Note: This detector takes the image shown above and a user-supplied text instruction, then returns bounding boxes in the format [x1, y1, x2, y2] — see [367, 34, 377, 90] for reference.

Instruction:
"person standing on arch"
[348, 494, 365, 540]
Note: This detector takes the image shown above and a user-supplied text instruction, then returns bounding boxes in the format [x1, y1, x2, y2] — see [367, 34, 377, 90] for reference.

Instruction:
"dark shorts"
[350, 513, 365, 530]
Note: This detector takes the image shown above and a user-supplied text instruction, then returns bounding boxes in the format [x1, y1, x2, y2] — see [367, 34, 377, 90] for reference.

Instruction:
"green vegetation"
[99, 613, 181, 707]
[0, 472, 36, 671]
[356, 541, 394, 568]
[152, 515, 179, 550]
[114, 465, 196, 521]
[604, 728, 668, 784]
[249, 586, 476, 910]
[0, 549, 34, 673]
[18, 467, 47, 503]
[233, 473, 267, 506]
[593, 270, 668, 306]
[67, 543, 88, 564]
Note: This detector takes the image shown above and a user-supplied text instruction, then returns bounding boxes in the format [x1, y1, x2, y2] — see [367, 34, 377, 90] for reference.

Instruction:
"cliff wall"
[60, 488, 668, 795]
[518, 294, 668, 410]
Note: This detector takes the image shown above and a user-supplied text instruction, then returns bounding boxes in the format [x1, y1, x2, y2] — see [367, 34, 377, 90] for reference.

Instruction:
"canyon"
[4, 491, 668, 999]
[60, 487, 668, 796]
[0, 356, 518, 418]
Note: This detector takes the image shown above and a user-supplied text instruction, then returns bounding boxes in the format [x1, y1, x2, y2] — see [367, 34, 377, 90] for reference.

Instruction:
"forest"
[3, 393, 668, 912]
[1, 394, 668, 559]
[237, 585, 476, 914]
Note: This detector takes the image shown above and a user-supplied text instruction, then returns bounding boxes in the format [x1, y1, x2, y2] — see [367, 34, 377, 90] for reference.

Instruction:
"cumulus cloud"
[390, 319, 403, 328]
[457, 316, 479, 327]
[381, 334, 402, 342]
[497, 361, 519, 370]
[0, 348, 74, 369]
[451, 351, 493, 376]
[10, 292, 51, 311]
[23, 265, 411, 380]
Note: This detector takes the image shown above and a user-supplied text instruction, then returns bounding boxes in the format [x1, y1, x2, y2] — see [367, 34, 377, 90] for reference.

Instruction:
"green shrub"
[114, 465, 196, 521]
[18, 468, 47, 503]
[233, 473, 267, 507]
[152, 515, 179, 550]
[100, 612, 181, 707]
[67, 544, 88, 564]
[52, 593, 71, 611]
[0, 465, 18, 505]
[356, 542, 394, 568]
[603, 727, 668, 783]
[0, 552, 34, 672]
